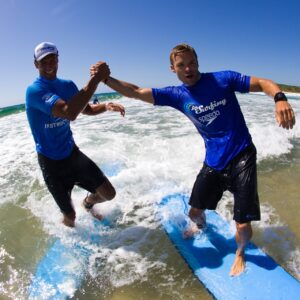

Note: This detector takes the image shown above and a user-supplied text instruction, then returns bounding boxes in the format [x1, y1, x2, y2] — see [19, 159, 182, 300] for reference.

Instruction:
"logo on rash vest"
[45, 119, 67, 129]
[42, 93, 54, 103]
[184, 99, 227, 126]
[198, 110, 220, 126]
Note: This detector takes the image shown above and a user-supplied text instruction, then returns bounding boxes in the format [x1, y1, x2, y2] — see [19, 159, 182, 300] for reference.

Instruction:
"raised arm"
[52, 61, 110, 121]
[91, 71, 154, 104]
[249, 76, 295, 129]
[106, 76, 154, 104]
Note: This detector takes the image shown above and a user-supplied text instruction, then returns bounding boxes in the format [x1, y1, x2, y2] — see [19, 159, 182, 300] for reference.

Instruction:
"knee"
[106, 187, 116, 200]
[96, 180, 116, 201]
[99, 185, 116, 201]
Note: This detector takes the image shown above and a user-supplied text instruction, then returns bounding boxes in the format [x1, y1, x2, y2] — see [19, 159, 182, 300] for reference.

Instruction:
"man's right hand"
[90, 61, 110, 83]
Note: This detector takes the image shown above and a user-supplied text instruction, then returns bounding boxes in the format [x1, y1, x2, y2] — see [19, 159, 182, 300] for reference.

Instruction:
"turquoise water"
[0, 92, 299, 299]
[0, 103, 25, 118]
[0, 92, 121, 118]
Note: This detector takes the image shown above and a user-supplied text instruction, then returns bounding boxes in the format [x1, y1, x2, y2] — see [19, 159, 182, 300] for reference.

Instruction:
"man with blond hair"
[93, 43, 295, 276]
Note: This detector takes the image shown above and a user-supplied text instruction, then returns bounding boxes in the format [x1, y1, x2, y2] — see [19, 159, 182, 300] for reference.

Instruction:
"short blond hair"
[170, 43, 198, 66]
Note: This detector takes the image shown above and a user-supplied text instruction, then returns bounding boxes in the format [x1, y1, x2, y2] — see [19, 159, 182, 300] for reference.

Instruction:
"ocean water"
[0, 92, 299, 299]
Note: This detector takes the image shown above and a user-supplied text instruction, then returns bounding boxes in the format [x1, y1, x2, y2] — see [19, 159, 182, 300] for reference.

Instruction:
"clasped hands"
[90, 61, 110, 83]
[90, 61, 125, 117]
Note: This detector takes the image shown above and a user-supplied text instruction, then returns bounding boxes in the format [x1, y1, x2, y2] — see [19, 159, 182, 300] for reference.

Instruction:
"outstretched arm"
[249, 76, 295, 129]
[52, 61, 110, 121]
[82, 102, 125, 117]
[90, 64, 154, 104]
[105, 77, 154, 104]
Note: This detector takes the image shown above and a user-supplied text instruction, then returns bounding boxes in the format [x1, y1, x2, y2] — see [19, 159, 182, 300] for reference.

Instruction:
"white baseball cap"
[34, 42, 58, 61]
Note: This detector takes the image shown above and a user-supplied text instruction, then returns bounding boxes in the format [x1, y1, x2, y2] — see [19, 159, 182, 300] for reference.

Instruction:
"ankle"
[236, 248, 245, 257]
[63, 213, 75, 228]
[83, 195, 95, 210]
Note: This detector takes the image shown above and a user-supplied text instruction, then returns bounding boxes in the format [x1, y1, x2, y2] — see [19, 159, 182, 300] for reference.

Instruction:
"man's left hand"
[106, 102, 125, 117]
[275, 101, 296, 129]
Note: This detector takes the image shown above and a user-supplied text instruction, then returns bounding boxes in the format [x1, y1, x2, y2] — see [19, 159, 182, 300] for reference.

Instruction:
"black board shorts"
[189, 143, 261, 223]
[38, 146, 107, 214]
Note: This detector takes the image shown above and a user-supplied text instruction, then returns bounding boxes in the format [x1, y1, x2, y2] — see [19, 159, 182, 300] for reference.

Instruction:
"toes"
[229, 257, 245, 276]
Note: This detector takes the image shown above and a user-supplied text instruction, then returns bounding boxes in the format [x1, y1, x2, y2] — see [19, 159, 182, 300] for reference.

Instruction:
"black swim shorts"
[189, 143, 261, 223]
[38, 146, 107, 214]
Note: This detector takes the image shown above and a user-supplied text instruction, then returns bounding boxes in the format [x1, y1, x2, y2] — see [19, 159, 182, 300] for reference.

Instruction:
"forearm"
[82, 103, 107, 115]
[105, 77, 154, 104]
[250, 76, 295, 129]
[105, 76, 140, 98]
[52, 76, 101, 121]
[82, 101, 125, 117]
[53, 61, 110, 120]
[66, 76, 100, 119]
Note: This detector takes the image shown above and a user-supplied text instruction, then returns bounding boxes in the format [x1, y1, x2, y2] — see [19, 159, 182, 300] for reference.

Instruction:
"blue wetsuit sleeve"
[25, 80, 79, 116]
[224, 70, 250, 93]
[152, 86, 180, 107]
[26, 85, 60, 116]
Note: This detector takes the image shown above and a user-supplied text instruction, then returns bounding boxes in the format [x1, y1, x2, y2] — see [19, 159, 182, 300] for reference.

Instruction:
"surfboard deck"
[158, 193, 300, 300]
[28, 217, 110, 299]
[28, 162, 123, 299]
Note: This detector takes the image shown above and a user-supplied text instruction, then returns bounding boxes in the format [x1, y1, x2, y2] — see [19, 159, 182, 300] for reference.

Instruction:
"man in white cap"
[26, 42, 125, 227]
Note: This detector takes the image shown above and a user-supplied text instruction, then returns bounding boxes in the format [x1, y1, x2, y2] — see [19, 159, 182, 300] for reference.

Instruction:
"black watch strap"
[274, 92, 288, 103]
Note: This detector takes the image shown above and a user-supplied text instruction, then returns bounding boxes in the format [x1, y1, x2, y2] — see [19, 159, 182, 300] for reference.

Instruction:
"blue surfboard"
[158, 193, 300, 300]
[28, 161, 124, 299]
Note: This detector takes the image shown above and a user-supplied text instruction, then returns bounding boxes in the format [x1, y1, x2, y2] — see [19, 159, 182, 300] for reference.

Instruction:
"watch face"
[274, 92, 287, 102]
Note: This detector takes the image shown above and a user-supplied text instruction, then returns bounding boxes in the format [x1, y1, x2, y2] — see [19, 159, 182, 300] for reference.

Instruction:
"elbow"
[260, 78, 275, 86]
[52, 100, 79, 121]
[65, 106, 82, 121]
[132, 89, 145, 100]
[250, 77, 277, 93]
[63, 111, 79, 121]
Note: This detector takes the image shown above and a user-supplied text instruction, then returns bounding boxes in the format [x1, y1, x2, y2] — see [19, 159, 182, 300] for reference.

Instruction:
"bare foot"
[62, 215, 75, 228]
[189, 208, 206, 230]
[230, 250, 245, 276]
[183, 222, 200, 239]
[89, 209, 103, 221]
[82, 196, 103, 221]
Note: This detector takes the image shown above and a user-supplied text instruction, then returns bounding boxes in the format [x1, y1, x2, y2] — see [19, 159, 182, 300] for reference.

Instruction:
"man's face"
[34, 54, 58, 80]
[170, 51, 200, 86]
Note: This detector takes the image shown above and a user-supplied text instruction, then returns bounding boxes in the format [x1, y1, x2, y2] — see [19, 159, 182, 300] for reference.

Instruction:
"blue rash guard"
[26, 76, 79, 160]
[152, 70, 252, 170]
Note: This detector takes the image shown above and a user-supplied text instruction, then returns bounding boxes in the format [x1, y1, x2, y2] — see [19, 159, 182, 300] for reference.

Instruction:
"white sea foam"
[239, 93, 300, 161]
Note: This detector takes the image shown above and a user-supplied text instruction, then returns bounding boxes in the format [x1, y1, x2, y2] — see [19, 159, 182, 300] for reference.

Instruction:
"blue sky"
[0, 0, 299, 107]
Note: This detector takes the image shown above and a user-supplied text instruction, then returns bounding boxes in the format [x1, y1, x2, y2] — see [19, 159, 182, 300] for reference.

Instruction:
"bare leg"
[83, 179, 116, 220]
[230, 222, 252, 276]
[183, 207, 206, 239]
[62, 211, 76, 228]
